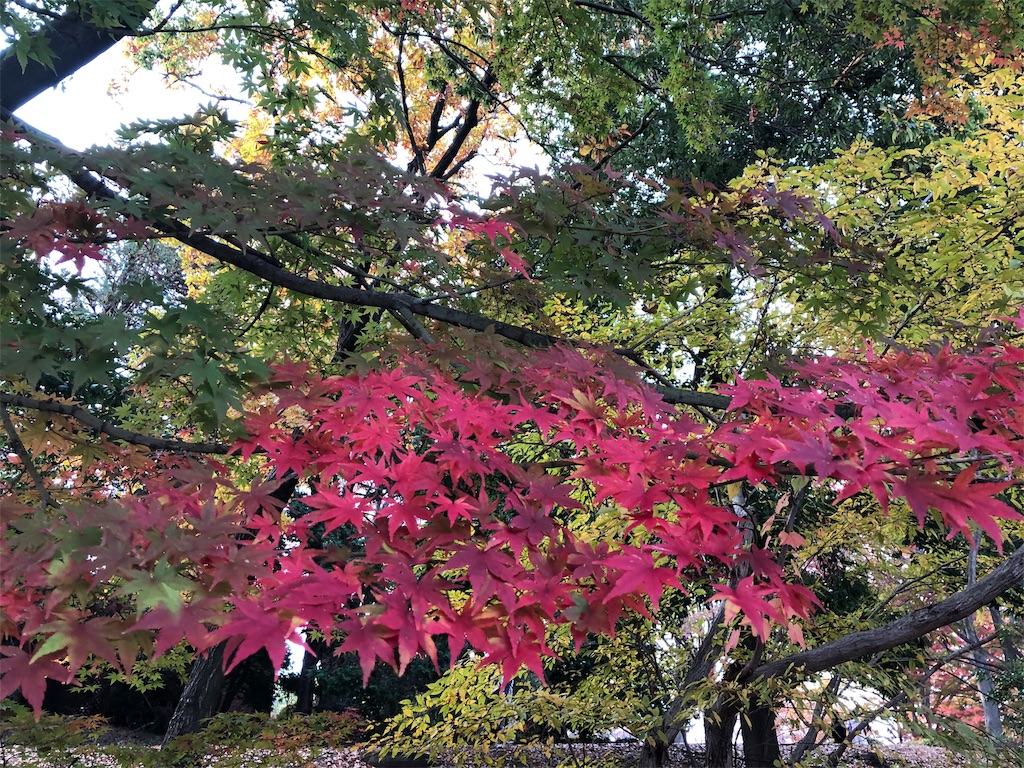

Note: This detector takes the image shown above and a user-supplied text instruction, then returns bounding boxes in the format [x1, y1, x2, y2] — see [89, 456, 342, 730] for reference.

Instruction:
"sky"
[15, 43, 224, 150]
[14, 37, 548, 187]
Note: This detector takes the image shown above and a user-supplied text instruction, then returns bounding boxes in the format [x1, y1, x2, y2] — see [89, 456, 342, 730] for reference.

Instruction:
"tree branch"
[0, 5, 156, 118]
[574, 0, 650, 25]
[396, 32, 426, 175]
[5, 113, 737, 414]
[749, 542, 1024, 683]
[0, 400, 56, 507]
[389, 306, 436, 344]
[429, 67, 497, 180]
[824, 631, 1001, 767]
[0, 393, 232, 454]
[707, 9, 768, 23]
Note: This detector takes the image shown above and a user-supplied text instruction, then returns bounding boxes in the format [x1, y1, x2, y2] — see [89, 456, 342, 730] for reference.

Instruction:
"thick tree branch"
[574, 0, 650, 25]
[425, 89, 449, 148]
[429, 68, 497, 180]
[0, 392, 231, 454]
[0, 5, 155, 118]
[749, 543, 1024, 683]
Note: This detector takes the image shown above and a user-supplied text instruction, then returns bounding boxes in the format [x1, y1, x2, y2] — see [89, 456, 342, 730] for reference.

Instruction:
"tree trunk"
[294, 646, 318, 714]
[960, 539, 1004, 741]
[638, 735, 670, 768]
[741, 705, 782, 768]
[162, 644, 226, 744]
[0, 4, 156, 119]
[704, 701, 737, 768]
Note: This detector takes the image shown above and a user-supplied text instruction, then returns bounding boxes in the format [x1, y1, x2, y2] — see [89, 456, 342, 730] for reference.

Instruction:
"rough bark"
[704, 700, 737, 768]
[749, 541, 1024, 683]
[162, 644, 226, 744]
[960, 542, 1004, 741]
[740, 705, 782, 768]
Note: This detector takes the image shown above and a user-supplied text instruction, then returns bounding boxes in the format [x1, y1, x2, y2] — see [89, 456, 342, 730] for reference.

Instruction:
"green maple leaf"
[122, 560, 194, 616]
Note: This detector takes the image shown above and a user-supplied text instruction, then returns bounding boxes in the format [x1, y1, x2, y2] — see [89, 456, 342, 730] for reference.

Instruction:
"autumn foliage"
[3, 329, 1022, 710]
[4, 5, 1024, 761]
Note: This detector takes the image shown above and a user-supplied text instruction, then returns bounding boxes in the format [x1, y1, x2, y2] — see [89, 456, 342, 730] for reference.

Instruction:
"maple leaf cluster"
[1, 201, 153, 272]
[2, 340, 1022, 710]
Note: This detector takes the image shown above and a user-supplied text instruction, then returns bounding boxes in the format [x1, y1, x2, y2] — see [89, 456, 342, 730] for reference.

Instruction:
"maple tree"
[2, 1, 1024, 766]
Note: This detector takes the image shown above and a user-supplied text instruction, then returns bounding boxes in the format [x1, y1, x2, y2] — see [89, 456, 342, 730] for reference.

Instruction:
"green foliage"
[734, 63, 1024, 349]
[0, 704, 364, 768]
[373, 653, 663, 768]
[148, 711, 365, 768]
[371, 662, 526, 766]
[85, 657, 187, 697]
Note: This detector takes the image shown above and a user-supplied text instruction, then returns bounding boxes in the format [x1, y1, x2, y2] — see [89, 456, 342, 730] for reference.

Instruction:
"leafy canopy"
[1, 0, 1023, 716]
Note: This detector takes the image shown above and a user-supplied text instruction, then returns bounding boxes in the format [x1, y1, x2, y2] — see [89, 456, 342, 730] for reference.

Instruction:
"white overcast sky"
[15, 43, 224, 149]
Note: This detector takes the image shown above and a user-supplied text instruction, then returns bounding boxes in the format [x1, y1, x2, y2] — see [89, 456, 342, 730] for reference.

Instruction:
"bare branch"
[574, 0, 650, 25]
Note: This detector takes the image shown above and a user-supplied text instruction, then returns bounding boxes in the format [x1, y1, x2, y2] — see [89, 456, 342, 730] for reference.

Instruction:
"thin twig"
[396, 31, 426, 175]
[0, 400, 56, 508]
[0, 393, 232, 454]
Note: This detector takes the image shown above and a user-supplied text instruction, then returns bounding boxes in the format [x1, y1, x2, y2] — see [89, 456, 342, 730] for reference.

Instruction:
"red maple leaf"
[0, 646, 73, 712]
[711, 577, 786, 642]
[213, 600, 306, 674]
[896, 468, 1018, 545]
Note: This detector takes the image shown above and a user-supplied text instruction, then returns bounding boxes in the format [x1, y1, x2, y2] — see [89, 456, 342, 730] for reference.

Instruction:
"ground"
[0, 728, 963, 768]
